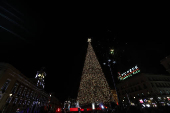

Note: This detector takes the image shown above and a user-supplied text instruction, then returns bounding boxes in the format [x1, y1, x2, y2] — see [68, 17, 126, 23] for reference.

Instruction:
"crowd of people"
[68, 105, 170, 113]
[98, 105, 170, 113]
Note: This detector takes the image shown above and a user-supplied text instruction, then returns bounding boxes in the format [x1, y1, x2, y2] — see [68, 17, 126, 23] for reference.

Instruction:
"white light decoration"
[92, 103, 95, 110]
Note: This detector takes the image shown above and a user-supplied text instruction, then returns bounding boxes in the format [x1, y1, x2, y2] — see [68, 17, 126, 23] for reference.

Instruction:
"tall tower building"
[35, 67, 46, 89]
[77, 38, 114, 107]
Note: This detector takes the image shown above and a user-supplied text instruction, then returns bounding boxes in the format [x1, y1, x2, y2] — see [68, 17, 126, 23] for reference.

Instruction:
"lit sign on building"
[118, 65, 140, 80]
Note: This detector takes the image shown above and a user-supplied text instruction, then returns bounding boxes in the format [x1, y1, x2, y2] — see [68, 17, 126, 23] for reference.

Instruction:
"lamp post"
[103, 58, 120, 105]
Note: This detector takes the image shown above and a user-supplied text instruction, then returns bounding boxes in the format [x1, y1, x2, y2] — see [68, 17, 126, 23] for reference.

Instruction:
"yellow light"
[110, 49, 114, 52]
[38, 74, 41, 77]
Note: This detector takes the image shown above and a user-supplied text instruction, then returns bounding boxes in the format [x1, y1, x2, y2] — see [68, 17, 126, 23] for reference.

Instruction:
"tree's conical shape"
[77, 39, 113, 106]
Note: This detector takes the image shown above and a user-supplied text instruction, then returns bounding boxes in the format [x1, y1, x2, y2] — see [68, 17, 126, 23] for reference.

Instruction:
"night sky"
[1, 0, 170, 102]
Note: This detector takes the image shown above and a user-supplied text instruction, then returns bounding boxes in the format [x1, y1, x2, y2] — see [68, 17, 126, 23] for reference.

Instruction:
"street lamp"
[103, 58, 120, 105]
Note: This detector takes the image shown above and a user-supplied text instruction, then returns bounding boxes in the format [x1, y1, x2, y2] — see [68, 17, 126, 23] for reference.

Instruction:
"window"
[27, 101, 30, 105]
[162, 90, 165, 95]
[11, 83, 19, 94]
[24, 100, 27, 105]
[137, 94, 140, 97]
[159, 83, 163, 87]
[22, 88, 27, 96]
[34, 93, 38, 100]
[26, 89, 30, 98]
[19, 99, 22, 104]
[163, 83, 166, 87]
[6, 96, 12, 103]
[1, 79, 10, 93]
[160, 90, 162, 94]
[17, 86, 23, 96]
[13, 98, 18, 104]
[147, 92, 150, 95]
[155, 83, 159, 87]
[30, 91, 33, 98]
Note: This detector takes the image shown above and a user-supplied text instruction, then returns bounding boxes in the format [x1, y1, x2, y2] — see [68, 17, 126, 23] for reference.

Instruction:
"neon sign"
[118, 65, 140, 80]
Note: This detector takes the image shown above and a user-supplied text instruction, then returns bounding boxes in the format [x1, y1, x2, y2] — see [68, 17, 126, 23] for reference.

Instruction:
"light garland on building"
[118, 65, 140, 81]
[77, 38, 114, 106]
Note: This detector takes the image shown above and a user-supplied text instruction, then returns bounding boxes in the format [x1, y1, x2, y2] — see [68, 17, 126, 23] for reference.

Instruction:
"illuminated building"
[35, 67, 46, 89]
[116, 72, 170, 107]
[0, 63, 59, 113]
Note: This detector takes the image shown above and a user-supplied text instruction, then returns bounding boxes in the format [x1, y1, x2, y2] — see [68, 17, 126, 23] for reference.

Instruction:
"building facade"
[0, 63, 59, 113]
[116, 73, 170, 107]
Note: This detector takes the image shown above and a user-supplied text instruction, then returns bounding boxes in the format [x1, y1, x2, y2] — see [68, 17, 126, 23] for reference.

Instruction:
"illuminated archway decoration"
[118, 65, 140, 81]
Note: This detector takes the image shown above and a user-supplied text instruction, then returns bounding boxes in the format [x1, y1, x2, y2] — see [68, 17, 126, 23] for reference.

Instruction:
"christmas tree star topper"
[88, 38, 91, 42]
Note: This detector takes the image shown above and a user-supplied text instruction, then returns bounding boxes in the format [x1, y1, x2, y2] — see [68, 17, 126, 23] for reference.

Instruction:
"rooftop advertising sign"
[118, 65, 140, 80]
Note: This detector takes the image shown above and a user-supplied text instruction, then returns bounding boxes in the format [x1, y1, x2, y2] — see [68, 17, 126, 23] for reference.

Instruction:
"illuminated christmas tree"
[35, 67, 46, 89]
[77, 38, 114, 106]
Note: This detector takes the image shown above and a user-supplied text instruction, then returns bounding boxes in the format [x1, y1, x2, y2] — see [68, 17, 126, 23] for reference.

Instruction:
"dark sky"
[1, 0, 170, 102]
